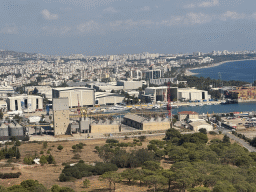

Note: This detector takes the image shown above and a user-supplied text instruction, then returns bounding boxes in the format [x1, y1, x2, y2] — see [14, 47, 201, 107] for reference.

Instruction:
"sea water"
[190, 60, 256, 83]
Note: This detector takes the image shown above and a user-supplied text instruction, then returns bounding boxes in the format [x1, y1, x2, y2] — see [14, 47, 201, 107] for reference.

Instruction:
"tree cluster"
[59, 161, 118, 182]
[95, 128, 256, 191]
[0, 145, 20, 160]
[0, 172, 21, 179]
[0, 179, 75, 192]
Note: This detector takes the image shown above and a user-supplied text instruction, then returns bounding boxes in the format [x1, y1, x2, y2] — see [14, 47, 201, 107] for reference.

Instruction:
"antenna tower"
[77, 94, 81, 115]
[167, 82, 172, 122]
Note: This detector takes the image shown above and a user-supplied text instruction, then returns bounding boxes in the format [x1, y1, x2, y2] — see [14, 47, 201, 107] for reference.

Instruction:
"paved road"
[217, 125, 256, 152]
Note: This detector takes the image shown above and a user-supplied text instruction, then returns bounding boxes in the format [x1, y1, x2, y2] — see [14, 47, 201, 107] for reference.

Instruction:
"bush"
[23, 156, 34, 165]
[43, 142, 47, 149]
[209, 131, 217, 135]
[59, 161, 117, 182]
[83, 179, 90, 188]
[40, 151, 44, 154]
[72, 154, 81, 159]
[106, 139, 119, 144]
[40, 155, 48, 165]
[15, 140, 21, 146]
[138, 136, 146, 142]
[0, 172, 21, 179]
[47, 154, 55, 164]
[57, 145, 63, 151]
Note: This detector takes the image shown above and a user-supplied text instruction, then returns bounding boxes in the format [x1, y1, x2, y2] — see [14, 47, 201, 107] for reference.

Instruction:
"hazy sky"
[1, 0, 256, 56]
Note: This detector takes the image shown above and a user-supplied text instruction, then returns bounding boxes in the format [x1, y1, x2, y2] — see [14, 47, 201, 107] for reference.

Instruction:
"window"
[15, 100, 18, 110]
[36, 99, 39, 109]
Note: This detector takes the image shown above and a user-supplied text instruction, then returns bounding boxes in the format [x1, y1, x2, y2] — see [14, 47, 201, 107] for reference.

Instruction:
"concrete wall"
[90, 124, 120, 133]
[143, 121, 170, 131]
[53, 98, 69, 111]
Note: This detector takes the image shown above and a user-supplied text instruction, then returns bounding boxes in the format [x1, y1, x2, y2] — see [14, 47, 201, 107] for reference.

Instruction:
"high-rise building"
[53, 98, 69, 136]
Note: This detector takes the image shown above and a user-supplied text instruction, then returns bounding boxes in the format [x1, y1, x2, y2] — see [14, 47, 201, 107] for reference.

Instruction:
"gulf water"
[185, 60, 256, 113]
[190, 60, 256, 83]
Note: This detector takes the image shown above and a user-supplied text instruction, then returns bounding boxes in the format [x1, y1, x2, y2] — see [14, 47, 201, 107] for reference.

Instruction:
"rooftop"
[123, 114, 147, 123]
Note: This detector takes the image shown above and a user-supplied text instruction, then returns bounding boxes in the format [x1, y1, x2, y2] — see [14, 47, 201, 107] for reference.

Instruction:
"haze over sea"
[190, 60, 256, 83]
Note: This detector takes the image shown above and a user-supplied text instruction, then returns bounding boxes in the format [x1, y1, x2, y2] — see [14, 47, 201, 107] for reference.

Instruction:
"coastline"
[185, 58, 256, 76]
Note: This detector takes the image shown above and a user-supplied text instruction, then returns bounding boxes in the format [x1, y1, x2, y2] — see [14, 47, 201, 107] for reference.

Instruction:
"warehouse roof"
[123, 114, 146, 123]
[189, 120, 212, 127]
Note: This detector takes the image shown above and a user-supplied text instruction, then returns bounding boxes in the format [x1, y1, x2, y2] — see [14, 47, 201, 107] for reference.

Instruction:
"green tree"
[189, 186, 211, 192]
[43, 142, 47, 149]
[222, 135, 231, 144]
[57, 145, 63, 151]
[162, 170, 174, 192]
[172, 168, 195, 192]
[213, 181, 236, 192]
[100, 171, 122, 191]
[199, 128, 207, 134]
[164, 128, 181, 141]
[47, 154, 55, 164]
[16, 148, 21, 159]
[0, 185, 6, 192]
[121, 169, 136, 185]
[83, 179, 90, 188]
[142, 161, 162, 171]
[51, 185, 61, 192]
[40, 155, 48, 165]
[143, 173, 167, 192]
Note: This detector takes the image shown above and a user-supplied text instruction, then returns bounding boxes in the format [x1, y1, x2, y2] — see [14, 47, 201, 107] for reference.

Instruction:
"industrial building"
[144, 87, 178, 103]
[90, 120, 120, 133]
[0, 86, 15, 99]
[52, 87, 95, 107]
[95, 92, 124, 105]
[123, 114, 170, 131]
[117, 80, 145, 90]
[53, 98, 70, 136]
[189, 120, 213, 132]
[177, 88, 209, 101]
[150, 78, 174, 86]
[230, 86, 256, 101]
[178, 111, 199, 121]
[143, 69, 162, 80]
[0, 121, 25, 141]
[0, 100, 7, 112]
[7, 95, 43, 112]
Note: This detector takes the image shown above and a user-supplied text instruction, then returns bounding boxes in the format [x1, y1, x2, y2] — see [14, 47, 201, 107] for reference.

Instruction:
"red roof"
[178, 111, 198, 115]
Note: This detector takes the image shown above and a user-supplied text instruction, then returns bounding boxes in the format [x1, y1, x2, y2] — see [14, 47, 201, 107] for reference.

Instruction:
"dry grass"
[0, 135, 165, 191]
[0, 133, 233, 191]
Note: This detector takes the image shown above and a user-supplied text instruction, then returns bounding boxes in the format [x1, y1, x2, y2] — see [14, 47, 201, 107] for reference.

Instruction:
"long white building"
[144, 87, 209, 103]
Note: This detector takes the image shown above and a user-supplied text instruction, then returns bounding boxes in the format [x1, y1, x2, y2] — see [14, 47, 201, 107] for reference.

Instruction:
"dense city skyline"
[1, 0, 256, 55]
